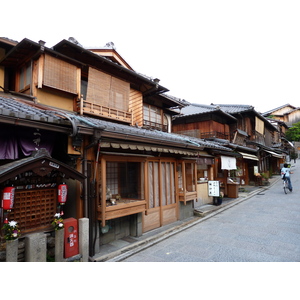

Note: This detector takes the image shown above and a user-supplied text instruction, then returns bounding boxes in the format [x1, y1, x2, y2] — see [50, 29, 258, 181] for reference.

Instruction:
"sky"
[2, 0, 300, 113]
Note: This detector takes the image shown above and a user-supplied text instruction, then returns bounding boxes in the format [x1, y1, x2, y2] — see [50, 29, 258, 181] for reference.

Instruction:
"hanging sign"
[221, 156, 237, 170]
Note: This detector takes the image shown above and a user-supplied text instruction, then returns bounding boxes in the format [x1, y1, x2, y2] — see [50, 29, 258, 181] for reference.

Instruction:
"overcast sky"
[2, 0, 300, 113]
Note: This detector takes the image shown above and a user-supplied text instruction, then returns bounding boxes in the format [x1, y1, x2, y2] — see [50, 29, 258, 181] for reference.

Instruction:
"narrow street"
[122, 162, 300, 262]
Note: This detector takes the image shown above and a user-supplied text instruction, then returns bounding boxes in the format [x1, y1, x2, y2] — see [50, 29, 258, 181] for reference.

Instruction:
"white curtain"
[221, 156, 237, 170]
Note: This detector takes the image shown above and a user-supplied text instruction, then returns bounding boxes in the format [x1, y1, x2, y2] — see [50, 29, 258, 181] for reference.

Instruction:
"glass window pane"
[185, 162, 195, 192]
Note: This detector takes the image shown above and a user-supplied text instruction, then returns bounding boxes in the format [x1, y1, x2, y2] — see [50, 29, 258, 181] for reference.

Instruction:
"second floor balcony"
[77, 98, 132, 124]
[200, 131, 230, 140]
[143, 120, 168, 132]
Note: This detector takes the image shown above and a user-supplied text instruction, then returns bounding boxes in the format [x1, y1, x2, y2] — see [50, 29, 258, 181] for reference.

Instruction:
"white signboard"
[208, 181, 220, 197]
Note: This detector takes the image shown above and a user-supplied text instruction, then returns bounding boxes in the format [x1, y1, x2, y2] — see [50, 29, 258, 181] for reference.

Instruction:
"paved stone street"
[122, 163, 300, 262]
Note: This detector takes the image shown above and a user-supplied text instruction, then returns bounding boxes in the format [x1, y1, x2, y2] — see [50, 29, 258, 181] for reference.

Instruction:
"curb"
[92, 176, 281, 262]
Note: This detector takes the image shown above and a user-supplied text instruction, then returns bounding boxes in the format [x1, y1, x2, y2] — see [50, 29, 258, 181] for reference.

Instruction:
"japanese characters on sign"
[208, 180, 220, 197]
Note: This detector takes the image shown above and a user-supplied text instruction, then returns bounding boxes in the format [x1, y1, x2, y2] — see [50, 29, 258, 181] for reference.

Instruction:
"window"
[148, 161, 175, 208]
[178, 161, 197, 192]
[143, 104, 168, 132]
[185, 162, 195, 192]
[80, 77, 88, 100]
[161, 162, 175, 205]
[106, 161, 144, 199]
[18, 62, 31, 92]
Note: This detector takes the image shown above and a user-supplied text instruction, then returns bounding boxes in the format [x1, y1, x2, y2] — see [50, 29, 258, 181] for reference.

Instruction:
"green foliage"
[52, 213, 64, 230]
[286, 122, 300, 141]
[2, 220, 21, 240]
[290, 151, 298, 160]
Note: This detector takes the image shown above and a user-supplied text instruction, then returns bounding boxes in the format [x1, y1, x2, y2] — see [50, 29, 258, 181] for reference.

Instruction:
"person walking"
[281, 163, 293, 191]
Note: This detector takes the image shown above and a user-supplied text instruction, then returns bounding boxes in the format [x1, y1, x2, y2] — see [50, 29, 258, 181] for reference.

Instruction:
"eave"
[53, 39, 169, 96]
[0, 149, 86, 183]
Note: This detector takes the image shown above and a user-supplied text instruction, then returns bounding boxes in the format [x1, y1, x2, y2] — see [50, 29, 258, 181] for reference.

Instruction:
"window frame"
[17, 61, 32, 93]
[143, 104, 169, 132]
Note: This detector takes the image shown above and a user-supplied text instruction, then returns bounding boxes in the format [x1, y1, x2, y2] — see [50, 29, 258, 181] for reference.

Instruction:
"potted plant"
[2, 220, 21, 240]
[52, 213, 64, 230]
[214, 191, 224, 206]
[261, 173, 270, 186]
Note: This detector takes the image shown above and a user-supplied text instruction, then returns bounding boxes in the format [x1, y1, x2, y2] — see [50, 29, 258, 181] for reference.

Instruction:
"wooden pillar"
[101, 157, 106, 227]
[158, 159, 163, 227]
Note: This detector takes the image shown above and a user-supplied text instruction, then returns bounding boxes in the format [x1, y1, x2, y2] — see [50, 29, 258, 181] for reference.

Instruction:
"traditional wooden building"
[262, 104, 300, 127]
[216, 104, 287, 178]
[0, 37, 232, 259]
[173, 103, 287, 196]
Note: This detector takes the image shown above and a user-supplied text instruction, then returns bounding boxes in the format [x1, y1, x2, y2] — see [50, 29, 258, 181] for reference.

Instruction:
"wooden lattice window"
[10, 189, 57, 233]
[143, 104, 168, 132]
[43, 54, 78, 94]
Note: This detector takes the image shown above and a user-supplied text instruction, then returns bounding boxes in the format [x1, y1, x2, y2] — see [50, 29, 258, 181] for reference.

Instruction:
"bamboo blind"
[86, 67, 129, 111]
[255, 116, 265, 135]
[86, 67, 110, 106]
[43, 54, 77, 94]
[110, 76, 129, 111]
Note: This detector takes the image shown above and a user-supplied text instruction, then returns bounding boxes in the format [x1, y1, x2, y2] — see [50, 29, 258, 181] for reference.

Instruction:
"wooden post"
[175, 161, 180, 220]
[101, 157, 106, 227]
[158, 159, 163, 227]
[144, 161, 149, 213]
[182, 161, 186, 205]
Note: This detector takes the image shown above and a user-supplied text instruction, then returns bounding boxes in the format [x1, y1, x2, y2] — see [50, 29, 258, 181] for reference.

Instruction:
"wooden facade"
[0, 37, 211, 257]
[173, 103, 289, 196]
[0, 37, 293, 259]
[263, 104, 300, 127]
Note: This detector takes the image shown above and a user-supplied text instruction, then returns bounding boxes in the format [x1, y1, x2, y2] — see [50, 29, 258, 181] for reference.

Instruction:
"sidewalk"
[91, 174, 282, 262]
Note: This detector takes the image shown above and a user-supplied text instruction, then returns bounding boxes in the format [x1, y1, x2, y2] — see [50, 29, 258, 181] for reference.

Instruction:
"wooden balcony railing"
[77, 99, 132, 124]
[200, 131, 230, 140]
[143, 120, 168, 132]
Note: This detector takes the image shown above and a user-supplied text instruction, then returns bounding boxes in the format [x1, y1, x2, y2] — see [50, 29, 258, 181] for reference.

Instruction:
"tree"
[286, 122, 300, 141]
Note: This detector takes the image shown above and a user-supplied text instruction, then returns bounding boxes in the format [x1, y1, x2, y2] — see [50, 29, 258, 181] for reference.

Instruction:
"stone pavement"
[91, 173, 282, 262]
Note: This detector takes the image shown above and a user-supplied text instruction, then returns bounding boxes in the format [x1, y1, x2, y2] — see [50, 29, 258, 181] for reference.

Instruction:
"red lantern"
[58, 184, 68, 204]
[58, 184, 68, 215]
[2, 186, 15, 211]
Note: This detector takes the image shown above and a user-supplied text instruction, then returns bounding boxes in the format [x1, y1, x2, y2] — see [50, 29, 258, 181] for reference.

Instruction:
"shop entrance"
[143, 160, 177, 232]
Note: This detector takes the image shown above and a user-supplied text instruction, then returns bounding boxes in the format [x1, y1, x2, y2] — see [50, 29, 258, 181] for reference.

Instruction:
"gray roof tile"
[0, 93, 232, 152]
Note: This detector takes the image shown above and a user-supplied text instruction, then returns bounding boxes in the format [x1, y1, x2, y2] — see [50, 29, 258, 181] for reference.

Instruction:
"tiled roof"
[74, 115, 232, 151]
[0, 148, 85, 183]
[173, 103, 237, 121]
[175, 102, 278, 131]
[178, 103, 217, 115]
[215, 104, 254, 114]
[262, 104, 296, 116]
[0, 93, 232, 152]
[177, 103, 254, 115]
[0, 94, 69, 124]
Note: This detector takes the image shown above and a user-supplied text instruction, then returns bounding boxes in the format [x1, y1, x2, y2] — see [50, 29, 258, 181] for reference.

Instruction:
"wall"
[179, 201, 194, 220]
[98, 214, 142, 246]
[129, 88, 143, 126]
[36, 89, 74, 111]
[195, 182, 212, 207]
[0, 48, 4, 87]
